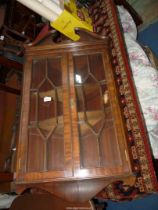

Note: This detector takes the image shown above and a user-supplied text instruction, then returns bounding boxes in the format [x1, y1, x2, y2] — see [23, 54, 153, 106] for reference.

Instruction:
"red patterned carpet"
[90, 0, 158, 201]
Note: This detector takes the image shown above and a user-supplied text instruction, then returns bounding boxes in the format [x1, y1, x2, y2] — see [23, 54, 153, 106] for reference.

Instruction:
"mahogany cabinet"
[15, 32, 134, 202]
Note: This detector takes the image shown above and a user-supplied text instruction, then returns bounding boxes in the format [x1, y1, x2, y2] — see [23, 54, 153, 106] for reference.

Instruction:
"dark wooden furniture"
[0, 172, 13, 182]
[4, 0, 42, 43]
[10, 194, 104, 210]
[0, 0, 44, 57]
[15, 30, 134, 202]
[0, 52, 22, 192]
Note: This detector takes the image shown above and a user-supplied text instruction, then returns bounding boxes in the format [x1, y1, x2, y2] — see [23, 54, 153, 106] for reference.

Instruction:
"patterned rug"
[90, 0, 158, 201]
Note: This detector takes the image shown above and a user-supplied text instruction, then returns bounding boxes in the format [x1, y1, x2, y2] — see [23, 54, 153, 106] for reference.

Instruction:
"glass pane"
[38, 80, 55, 121]
[38, 80, 56, 137]
[79, 124, 100, 168]
[88, 54, 105, 81]
[29, 91, 37, 123]
[84, 76, 103, 132]
[27, 128, 44, 172]
[47, 125, 64, 170]
[84, 76, 101, 111]
[47, 57, 62, 86]
[75, 86, 84, 116]
[100, 121, 122, 167]
[74, 55, 89, 84]
[31, 59, 46, 89]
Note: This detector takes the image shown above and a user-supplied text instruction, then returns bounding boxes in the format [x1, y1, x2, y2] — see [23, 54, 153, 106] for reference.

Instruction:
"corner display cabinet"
[15, 30, 134, 202]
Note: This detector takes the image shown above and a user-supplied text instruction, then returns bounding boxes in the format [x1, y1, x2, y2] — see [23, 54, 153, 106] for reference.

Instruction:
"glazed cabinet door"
[16, 41, 132, 187]
[69, 47, 132, 179]
[16, 53, 72, 182]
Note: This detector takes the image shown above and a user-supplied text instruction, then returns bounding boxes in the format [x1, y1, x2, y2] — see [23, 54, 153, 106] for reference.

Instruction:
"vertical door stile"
[16, 56, 32, 179]
[62, 53, 73, 177]
[68, 52, 81, 176]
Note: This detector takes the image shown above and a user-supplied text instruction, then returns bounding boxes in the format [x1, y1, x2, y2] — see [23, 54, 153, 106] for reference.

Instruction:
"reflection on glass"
[75, 74, 82, 84]
[44, 96, 52, 102]
[74, 55, 89, 84]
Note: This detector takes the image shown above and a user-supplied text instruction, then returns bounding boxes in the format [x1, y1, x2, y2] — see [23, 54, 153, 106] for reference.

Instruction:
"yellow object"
[50, 0, 93, 41]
